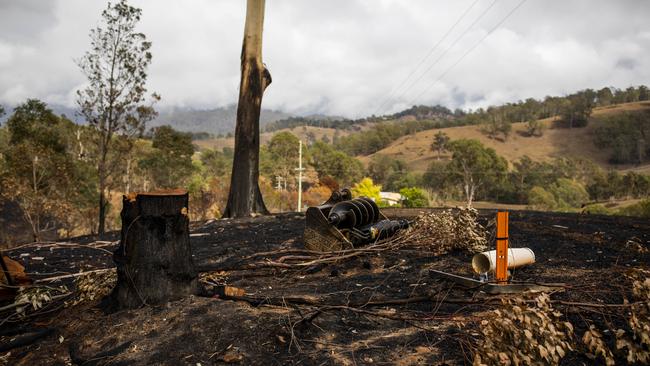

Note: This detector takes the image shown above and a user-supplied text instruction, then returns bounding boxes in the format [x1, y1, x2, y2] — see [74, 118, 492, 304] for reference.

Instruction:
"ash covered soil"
[2, 209, 649, 365]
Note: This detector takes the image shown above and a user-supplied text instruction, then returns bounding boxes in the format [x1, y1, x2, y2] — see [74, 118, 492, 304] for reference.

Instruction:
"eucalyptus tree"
[223, 0, 273, 218]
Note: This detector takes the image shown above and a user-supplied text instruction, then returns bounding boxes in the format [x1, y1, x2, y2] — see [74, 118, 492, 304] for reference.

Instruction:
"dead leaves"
[473, 293, 573, 365]
[69, 268, 117, 306]
[615, 269, 650, 364]
[582, 326, 615, 365]
[14, 285, 69, 316]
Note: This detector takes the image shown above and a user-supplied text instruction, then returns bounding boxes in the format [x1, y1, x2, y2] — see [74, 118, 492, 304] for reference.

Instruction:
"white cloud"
[0, 0, 649, 117]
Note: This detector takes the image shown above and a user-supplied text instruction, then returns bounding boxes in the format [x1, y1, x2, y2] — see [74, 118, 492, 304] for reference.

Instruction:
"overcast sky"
[0, 0, 649, 118]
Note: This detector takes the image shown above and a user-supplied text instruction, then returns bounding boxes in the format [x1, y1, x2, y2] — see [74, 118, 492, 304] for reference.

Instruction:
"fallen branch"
[0, 328, 55, 352]
[554, 300, 647, 308]
[0, 293, 71, 313]
[34, 268, 115, 284]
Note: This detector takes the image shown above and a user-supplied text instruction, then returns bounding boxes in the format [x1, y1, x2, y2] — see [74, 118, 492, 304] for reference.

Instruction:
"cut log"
[110, 190, 199, 309]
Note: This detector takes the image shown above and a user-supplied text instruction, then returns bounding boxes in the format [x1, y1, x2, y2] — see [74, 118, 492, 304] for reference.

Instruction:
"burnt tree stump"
[110, 190, 199, 309]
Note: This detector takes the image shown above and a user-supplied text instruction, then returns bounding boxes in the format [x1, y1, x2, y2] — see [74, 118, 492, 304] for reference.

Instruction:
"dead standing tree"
[222, 0, 272, 218]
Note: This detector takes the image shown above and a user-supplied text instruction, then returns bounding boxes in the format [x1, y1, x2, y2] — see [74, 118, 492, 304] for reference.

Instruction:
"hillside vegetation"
[363, 101, 650, 172]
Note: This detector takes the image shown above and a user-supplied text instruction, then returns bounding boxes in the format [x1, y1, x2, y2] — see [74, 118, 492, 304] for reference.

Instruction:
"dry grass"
[362, 101, 650, 172]
[192, 102, 650, 174]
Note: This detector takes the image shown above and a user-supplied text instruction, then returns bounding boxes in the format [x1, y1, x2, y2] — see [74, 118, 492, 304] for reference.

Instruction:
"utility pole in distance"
[295, 140, 304, 212]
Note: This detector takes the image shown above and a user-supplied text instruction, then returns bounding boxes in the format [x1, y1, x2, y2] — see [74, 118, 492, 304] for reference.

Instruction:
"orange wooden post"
[495, 211, 509, 283]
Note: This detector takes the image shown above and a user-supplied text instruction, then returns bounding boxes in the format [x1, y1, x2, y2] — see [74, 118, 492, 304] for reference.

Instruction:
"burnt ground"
[1, 209, 649, 365]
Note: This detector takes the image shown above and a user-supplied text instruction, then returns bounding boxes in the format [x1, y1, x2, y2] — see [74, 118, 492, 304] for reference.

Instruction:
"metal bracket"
[430, 270, 562, 294]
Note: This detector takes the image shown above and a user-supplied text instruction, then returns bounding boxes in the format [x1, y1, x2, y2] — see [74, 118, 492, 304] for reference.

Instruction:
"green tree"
[597, 87, 613, 106]
[525, 118, 544, 137]
[139, 126, 195, 189]
[309, 141, 364, 186]
[385, 172, 422, 192]
[593, 110, 650, 164]
[625, 86, 639, 102]
[480, 108, 511, 141]
[200, 148, 232, 178]
[368, 155, 406, 185]
[549, 178, 589, 209]
[399, 187, 428, 208]
[446, 139, 508, 206]
[0, 100, 80, 240]
[638, 85, 649, 101]
[527, 186, 556, 210]
[266, 131, 300, 189]
[423, 160, 450, 191]
[76, 0, 159, 235]
[558, 93, 592, 128]
[431, 131, 450, 159]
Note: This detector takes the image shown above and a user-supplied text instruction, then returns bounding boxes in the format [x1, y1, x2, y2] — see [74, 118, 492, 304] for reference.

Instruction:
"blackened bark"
[223, 59, 271, 218]
[110, 190, 199, 309]
[222, 0, 272, 218]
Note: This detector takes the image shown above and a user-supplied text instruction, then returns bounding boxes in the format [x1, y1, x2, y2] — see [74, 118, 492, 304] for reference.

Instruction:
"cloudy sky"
[0, 0, 649, 118]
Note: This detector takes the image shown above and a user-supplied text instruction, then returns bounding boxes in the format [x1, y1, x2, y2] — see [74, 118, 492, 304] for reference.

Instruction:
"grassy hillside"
[362, 101, 650, 172]
[193, 125, 359, 151]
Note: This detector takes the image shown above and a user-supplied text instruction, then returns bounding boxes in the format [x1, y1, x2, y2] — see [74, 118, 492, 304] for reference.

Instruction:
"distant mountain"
[0, 104, 292, 135]
[150, 105, 293, 135]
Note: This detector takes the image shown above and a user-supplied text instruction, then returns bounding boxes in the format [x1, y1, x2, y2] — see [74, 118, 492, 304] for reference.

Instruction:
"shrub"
[583, 204, 613, 215]
[399, 187, 429, 208]
[351, 177, 382, 203]
[527, 186, 557, 210]
[549, 178, 589, 209]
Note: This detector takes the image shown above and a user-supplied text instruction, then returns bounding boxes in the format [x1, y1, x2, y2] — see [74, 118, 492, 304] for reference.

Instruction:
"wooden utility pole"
[296, 140, 304, 212]
[222, 0, 271, 218]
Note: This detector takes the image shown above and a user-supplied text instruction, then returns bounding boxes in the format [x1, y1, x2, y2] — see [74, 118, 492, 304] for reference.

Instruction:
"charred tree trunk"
[222, 0, 271, 218]
[110, 190, 199, 309]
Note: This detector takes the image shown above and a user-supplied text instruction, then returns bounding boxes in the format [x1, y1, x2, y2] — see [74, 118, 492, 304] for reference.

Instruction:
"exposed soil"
[1, 209, 649, 365]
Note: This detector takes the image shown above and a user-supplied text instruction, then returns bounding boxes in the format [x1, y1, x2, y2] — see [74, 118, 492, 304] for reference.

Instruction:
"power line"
[378, 0, 499, 116]
[407, 0, 528, 106]
[373, 0, 482, 116]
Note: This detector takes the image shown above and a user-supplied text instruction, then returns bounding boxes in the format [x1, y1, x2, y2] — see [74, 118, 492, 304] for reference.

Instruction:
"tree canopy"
[76, 0, 158, 234]
[446, 139, 508, 206]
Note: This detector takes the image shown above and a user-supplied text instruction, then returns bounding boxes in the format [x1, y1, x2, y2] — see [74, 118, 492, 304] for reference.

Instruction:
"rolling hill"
[192, 125, 359, 151]
[361, 101, 650, 173]
[193, 101, 650, 176]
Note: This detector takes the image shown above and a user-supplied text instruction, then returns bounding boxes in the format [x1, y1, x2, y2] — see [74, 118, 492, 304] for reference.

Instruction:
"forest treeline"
[1, 84, 650, 245]
[270, 85, 650, 157]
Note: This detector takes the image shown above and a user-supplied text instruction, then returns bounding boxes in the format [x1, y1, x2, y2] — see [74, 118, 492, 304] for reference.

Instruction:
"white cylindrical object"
[472, 248, 535, 274]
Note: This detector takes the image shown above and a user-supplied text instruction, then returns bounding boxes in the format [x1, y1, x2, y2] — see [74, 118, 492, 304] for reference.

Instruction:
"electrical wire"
[374, 0, 482, 116]
[378, 0, 500, 116]
[407, 0, 529, 106]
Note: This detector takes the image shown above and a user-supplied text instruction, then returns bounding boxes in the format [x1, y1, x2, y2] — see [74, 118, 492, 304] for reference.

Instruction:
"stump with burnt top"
[110, 190, 199, 309]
